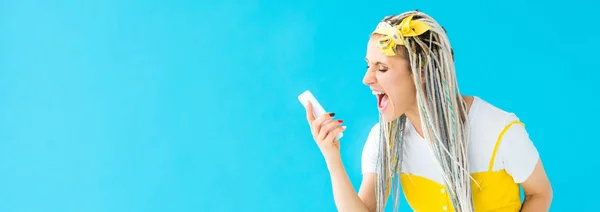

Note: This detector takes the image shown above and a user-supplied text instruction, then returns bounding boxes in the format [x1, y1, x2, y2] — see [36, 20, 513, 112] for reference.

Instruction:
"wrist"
[323, 150, 342, 165]
[324, 153, 347, 177]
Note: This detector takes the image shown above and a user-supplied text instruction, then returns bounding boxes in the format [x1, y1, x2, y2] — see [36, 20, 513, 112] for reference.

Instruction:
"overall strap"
[488, 120, 525, 172]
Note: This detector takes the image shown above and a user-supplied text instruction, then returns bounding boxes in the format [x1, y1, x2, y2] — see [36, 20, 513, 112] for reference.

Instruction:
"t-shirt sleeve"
[500, 114, 540, 183]
[361, 124, 380, 174]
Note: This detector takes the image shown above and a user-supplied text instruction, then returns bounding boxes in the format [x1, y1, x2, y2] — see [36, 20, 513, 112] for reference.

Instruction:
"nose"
[362, 69, 376, 86]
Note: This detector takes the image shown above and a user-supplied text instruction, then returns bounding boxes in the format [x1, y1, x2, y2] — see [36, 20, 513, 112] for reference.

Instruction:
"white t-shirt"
[361, 96, 539, 183]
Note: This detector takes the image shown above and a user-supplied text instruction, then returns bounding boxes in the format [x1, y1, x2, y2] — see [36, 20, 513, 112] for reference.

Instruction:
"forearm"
[520, 194, 552, 212]
[325, 154, 371, 212]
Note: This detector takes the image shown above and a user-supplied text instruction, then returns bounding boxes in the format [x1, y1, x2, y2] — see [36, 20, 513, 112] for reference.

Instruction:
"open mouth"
[373, 91, 389, 111]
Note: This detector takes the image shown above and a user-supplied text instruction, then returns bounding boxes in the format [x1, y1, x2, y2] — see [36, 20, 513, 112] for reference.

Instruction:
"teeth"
[372, 91, 385, 95]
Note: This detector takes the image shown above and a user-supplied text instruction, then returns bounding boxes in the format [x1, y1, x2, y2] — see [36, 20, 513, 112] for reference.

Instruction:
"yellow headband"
[372, 15, 431, 56]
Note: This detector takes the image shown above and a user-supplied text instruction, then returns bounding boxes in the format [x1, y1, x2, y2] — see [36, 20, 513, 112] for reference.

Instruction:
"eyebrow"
[365, 58, 386, 66]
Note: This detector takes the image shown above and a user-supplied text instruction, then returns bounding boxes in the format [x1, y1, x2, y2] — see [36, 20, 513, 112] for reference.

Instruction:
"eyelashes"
[366, 66, 388, 73]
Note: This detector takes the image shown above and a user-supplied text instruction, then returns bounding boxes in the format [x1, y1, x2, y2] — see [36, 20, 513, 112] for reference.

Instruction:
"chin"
[381, 115, 401, 123]
[381, 116, 395, 123]
[380, 109, 402, 123]
[382, 100, 410, 122]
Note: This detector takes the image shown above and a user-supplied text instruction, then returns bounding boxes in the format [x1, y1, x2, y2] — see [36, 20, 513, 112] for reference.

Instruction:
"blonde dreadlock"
[372, 10, 474, 212]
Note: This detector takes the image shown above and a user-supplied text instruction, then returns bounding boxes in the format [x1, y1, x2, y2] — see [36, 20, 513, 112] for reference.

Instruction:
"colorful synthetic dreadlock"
[371, 11, 474, 212]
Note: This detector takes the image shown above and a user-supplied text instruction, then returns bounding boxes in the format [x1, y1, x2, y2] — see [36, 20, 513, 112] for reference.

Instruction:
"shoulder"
[470, 96, 515, 124]
[469, 97, 539, 182]
[361, 123, 381, 174]
[469, 96, 522, 137]
[467, 97, 528, 171]
[363, 122, 381, 155]
[367, 122, 381, 137]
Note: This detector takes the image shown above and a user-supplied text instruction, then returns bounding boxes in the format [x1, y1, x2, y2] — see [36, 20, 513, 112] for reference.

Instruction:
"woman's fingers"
[317, 119, 343, 142]
[304, 100, 339, 143]
[324, 125, 347, 143]
[311, 112, 335, 137]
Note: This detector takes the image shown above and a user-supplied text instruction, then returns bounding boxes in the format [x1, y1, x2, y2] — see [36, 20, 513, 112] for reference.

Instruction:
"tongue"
[379, 94, 389, 109]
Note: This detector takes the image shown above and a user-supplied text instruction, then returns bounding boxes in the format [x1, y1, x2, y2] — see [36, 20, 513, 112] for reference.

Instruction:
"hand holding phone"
[298, 90, 344, 141]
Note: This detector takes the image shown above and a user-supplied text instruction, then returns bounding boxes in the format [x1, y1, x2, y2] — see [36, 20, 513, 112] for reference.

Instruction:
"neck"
[404, 106, 424, 138]
[405, 95, 474, 138]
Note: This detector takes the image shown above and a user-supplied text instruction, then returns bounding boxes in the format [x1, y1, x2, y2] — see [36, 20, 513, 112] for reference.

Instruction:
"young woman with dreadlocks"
[304, 10, 552, 212]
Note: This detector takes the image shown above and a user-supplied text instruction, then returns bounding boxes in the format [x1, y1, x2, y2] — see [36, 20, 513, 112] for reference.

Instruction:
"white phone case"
[298, 90, 343, 140]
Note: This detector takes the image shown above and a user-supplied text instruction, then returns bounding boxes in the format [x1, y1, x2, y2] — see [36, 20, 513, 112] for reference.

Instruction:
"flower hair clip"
[372, 15, 431, 56]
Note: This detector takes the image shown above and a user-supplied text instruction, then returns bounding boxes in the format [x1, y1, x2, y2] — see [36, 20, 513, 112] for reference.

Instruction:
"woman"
[304, 10, 552, 212]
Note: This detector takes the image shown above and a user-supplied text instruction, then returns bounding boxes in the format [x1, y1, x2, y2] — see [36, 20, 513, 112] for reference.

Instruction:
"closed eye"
[366, 65, 387, 73]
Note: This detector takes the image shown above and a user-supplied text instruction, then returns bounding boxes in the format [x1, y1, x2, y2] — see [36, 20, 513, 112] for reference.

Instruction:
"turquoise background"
[1, 0, 598, 211]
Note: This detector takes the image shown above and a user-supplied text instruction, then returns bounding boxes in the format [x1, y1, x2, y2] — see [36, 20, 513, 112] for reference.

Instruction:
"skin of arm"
[305, 101, 378, 212]
[357, 173, 378, 212]
[324, 152, 378, 212]
[519, 160, 553, 212]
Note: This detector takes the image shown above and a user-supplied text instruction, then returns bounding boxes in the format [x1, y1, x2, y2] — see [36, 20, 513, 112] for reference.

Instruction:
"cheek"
[381, 74, 414, 101]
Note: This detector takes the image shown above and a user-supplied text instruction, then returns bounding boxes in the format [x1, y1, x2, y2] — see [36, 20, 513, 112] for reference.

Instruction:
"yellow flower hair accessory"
[372, 15, 431, 56]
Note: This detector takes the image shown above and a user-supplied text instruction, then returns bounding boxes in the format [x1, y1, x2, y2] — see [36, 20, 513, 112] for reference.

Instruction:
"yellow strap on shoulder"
[488, 120, 525, 172]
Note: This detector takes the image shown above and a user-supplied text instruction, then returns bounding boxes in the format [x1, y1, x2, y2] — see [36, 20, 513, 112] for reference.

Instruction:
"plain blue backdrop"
[1, 0, 598, 211]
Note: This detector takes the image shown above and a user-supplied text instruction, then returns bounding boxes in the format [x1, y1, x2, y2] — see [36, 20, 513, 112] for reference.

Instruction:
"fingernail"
[337, 120, 344, 123]
[342, 126, 347, 130]
[328, 112, 335, 117]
